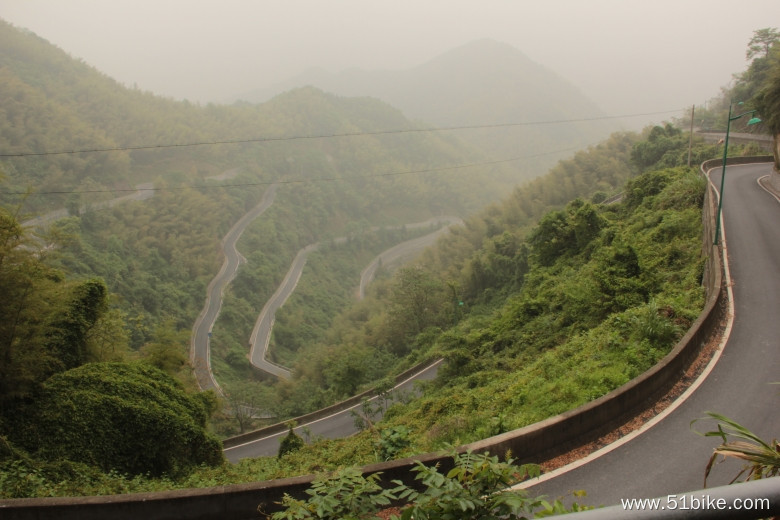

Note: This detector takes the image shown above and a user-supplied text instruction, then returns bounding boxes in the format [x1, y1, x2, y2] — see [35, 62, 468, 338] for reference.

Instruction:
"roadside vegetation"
[0, 23, 776, 502]
[0, 126, 727, 497]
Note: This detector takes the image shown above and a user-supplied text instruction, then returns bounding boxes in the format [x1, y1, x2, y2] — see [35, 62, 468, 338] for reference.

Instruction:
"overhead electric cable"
[1, 147, 582, 196]
[0, 108, 684, 158]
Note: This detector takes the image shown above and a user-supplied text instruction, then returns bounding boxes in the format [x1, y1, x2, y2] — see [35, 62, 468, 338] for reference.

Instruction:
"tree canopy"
[21, 362, 223, 477]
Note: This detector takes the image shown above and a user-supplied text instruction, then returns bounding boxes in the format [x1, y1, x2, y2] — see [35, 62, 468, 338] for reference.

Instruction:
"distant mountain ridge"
[232, 39, 616, 158]
[0, 21, 504, 215]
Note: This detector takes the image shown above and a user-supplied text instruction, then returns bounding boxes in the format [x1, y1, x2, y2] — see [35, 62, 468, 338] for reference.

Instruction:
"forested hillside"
[2, 17, 774, 501]
[228, 125, 720, 426]
[0, 119, 739, 497]
[0, 19, 537, 391]
[1, 18, 624, 485]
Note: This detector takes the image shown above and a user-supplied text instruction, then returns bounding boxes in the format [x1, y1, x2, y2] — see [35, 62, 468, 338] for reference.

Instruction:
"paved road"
[21, 182, 155, 228]
[359, 216, 463, 299]
[248, 216, 463, 378]
[223, 359, 443, 461]
[247, 242, 314, 379]
[525, 162, 780, 506]
[190, 184, 278, 392]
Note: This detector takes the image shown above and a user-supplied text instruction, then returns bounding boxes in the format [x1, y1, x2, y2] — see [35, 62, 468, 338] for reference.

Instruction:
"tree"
[278, 422, 304, 458]
[224, 380, 274, 433]
[0, 204, 93, 402]
[630, 124, 687, 171]
[746, 27, 779, 61]
[45, 278, 108, 372]
[753, 46, 780, 170]
[140, 318, 188, 376]
[386, 266, 447, 353]
[84, 306, 130, 362]
[22, 362, 223, 477]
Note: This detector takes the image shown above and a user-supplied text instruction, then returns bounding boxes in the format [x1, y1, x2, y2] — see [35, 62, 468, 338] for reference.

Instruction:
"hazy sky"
[2, 0, 778, 117]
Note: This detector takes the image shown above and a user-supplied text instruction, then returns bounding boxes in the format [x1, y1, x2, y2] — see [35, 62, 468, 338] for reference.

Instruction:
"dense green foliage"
[0, 203, 223, 493]
[0, 202, 115, 403]
[684, 27, 778, 142]
[278, 424, 305, 459]
[15, 363, 222, 477]
[1, 18, 771, 502]
[371, 169, 705, 450]
[267, 451, 588, 520]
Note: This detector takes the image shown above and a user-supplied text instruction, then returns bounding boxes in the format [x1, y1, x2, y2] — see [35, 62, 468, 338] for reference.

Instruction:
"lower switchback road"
[525, 162, 780, 506]
[190, 184, 278, 392]
[223, 359, 443, 461]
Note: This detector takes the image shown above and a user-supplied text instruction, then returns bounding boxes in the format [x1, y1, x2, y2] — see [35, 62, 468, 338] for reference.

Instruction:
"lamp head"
[747, 116, 762, 126]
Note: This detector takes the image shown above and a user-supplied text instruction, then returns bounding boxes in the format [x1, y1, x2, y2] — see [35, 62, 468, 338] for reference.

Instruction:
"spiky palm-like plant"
[693, 412, 780, 487]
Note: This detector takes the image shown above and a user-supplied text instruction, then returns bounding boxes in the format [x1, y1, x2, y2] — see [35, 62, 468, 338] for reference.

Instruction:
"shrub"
[267, 450, 591, 519]
[278, 423, 305, 458]
[24, 362, 223, 477]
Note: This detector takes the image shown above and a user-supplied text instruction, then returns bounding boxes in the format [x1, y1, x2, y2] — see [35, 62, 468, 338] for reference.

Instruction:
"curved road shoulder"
[190, 184, 278, 392]
[248, 217, 463, 378]
[524, 162, 779, 505]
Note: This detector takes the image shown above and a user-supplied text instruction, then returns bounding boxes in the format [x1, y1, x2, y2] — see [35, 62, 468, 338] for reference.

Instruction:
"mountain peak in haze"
[233, 39, 611, 159]
[235, 38, 604, 123]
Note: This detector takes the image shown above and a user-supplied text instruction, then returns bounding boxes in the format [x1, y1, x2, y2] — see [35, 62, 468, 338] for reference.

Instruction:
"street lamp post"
[713, 102, 762, 245]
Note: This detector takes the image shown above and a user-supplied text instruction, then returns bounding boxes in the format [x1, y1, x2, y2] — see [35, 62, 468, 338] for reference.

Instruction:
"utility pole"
[687, 105, 695, 167]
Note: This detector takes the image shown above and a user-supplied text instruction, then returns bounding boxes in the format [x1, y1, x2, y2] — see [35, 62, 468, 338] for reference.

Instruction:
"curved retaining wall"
[1, 158, 772, 520]
[223, 357, 443, 450]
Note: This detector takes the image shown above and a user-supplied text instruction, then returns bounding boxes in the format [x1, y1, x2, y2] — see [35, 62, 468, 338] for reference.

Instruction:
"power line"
[0, 109, 683, 159]
[1, 147, 583, 196]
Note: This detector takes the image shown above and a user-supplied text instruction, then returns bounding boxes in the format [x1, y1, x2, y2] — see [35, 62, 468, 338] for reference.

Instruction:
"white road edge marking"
[224, 358, 444, 451]
[512, 167, 738, 490]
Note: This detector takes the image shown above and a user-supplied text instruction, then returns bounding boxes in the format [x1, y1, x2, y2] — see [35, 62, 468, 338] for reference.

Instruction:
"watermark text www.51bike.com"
[621, 494, 771, 512]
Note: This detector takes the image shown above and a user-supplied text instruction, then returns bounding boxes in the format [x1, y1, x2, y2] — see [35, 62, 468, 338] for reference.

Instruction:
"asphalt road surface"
[358, 216, 463, 299]
[524, 162, 779, 506]
[248, 216, 463, 378]
[190, 184, 278, 392]
[223, 359, 443, 462]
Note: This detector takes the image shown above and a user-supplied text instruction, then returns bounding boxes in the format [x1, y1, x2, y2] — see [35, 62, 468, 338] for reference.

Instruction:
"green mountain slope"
[0, 20, 545, 390]
[0, 21, 523, 218]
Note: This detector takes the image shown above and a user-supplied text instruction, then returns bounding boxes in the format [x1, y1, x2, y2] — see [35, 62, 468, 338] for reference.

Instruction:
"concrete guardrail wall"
[223, 356, 442, 450]
[1, 157, 773, 520]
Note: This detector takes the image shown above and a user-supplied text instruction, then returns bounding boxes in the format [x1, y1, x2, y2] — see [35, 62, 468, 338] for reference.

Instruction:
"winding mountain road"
[224, 359, 444, 461]
[191, 188, 462, 390]
[190, 184, 278, 392]
[21, 182, 155, 228]
[524, 162, 780, 506]
[248, 216, 463, 379]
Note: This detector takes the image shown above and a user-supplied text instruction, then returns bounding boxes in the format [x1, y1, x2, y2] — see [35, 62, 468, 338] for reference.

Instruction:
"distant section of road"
[526, 162, 779, 506]
[248, 216, 463, 379]
[190, 184, 278, 392]
[224, 359, 443, 461]
[247, 241, 310, 380]
[698, 131, 773, 152]
[358, 216, 463, 299]
[21, 182, 155, 228]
